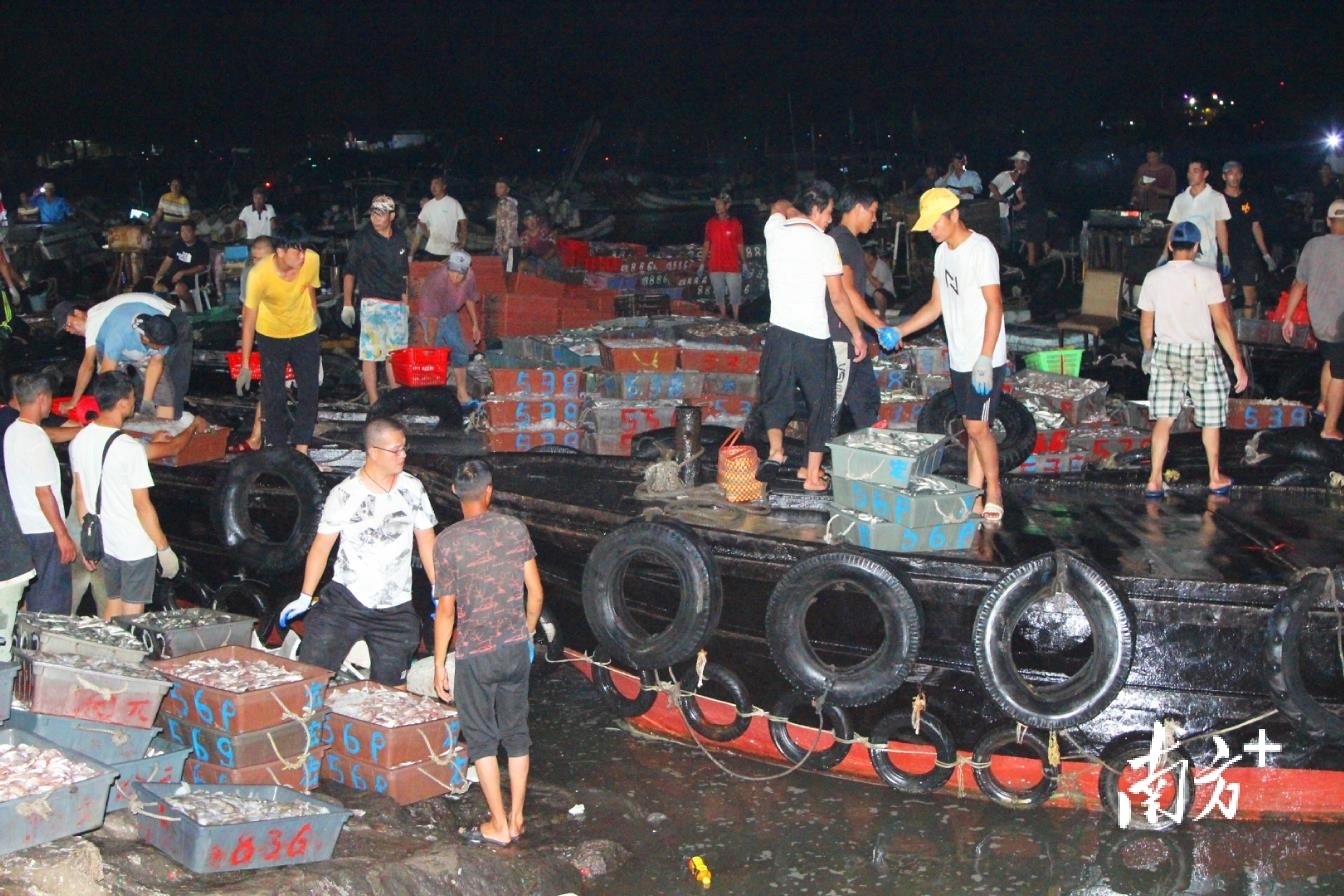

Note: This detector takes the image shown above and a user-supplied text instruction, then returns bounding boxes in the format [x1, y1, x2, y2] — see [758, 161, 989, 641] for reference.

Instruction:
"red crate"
[598, 340, 678, 372]
[183, 746, 326, 792]
[670, 300, 704, 316]
[152, 645, 332, 735]
[489, 367, 585, 397]
[53, 395, 100, 423]
[678, 347, 762, 374]
[1225, 399, 1312, 431]
[483, 426, 583, 453]
[512, 273, 566, 299]
[696, 396, 754, 419]
[226, 352, 295, 382]
[322, 746, 468, 806]
[877, 399, 928, 425]
[389, 348, 449, 387]
[484, 397, 583, 427]
[323, 682, 460, 767]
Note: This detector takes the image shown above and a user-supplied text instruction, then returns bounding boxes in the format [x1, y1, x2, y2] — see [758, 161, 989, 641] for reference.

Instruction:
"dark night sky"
[7, 1, 1343, 168]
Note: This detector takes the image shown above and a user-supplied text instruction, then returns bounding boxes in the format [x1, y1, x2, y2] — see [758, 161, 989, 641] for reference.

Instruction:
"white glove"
[340, 305, 357, 328]
[971, 355, 994, 396]
[1141, 350, 1152, 375]
[156, 546, 180, 579]
[234, 362, 253, 396]
[280, 593, 314, 628]
[1262, 252, 1276, 272]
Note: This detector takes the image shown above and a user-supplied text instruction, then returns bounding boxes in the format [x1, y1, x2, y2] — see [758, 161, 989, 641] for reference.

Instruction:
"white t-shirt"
[764, 213, 843, 340]
[318, 470, 437, 609]
[237, 204, 276, 240]
[4, 420, 63, 534]
[867, 257, 894, 298]
[1168, 186, 1231, 269]
[419, 196, 466, 256]
[69, 424, 156, 561]
[85, 293, 176, 350]
[933, 231, 1007, 371]
[1137, 260, 1223, 346]
[990, 170, 1017, 218]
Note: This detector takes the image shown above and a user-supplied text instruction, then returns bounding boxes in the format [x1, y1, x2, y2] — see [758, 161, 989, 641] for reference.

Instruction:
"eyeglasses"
[370, 444, 408, 456]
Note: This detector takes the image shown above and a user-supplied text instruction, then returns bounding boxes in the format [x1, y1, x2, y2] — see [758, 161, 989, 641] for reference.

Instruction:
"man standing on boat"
[411, 176, 467, 261]
[701, 192, 747, 320]
[893, 188, 1008, 523]
[1139, 220, 1247, 496]
[828, 188, 887, 432]
[935, 152, 982, 200]
[343, 195, 411, 406]
[1167, 158, 1231, 276]
[433, 459, 543, 848]
[755, 181, 867, 492]
[493, 178, 520, 267]
[1282, 199, 1344, 442]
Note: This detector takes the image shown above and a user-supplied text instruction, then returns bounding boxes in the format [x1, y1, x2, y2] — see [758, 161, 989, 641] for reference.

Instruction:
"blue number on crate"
[1245, 404, 1260, 429]
[190, 727, 209, 762]
[302, 754, 321, 789]
[562, 371, 579, 395]
[1268, 405, 1284, 428]
[326, 753, 344, 784]
[893, 494, 911, 525]
[514, 371, 529, 391]
[189, 763, 205, 784]
[928, 525, 948, 550]
[442, 723, 456, 750]
[898, 528, 918, 551]
[342, 722, 361, 756]
[306, 681, 324, 712]
[541, 371, 556, 394]
[564, 430, 581, 448]
[957, 521, 977, 549]
[375, 774, 389, 794]
[514, 403, 532, 425]
[849, 481, 867, 512]
[888, 457, 912, 483]
[853, 523, 871, 548]
[514, 432, 532, 451]
[563, 401, 579, 423]
[219, 699, 236, 733]
[320, 719, 333, 745]
[166, 684, 187, 717]
[193, 689, 214, 723]
[369, 731, 386, 765]
[541, 400, 556, 421]
[871, 488, 892, 520]
[1290, 406, 1308, 427]
[165, 716, 182, 744]
[216, 736, 234, 767]
[350, 764, 367, 791]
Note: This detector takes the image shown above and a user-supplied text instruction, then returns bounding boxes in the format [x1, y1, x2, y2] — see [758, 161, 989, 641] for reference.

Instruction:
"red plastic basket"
[53, 395, 100, 423]
[390, 348, 450, 387]
[226, 352, 295, 382]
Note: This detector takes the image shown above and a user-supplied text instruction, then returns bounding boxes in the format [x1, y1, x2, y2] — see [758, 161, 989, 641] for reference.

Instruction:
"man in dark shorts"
[892, 188, 1009, 523]
[1220, 161, 1276, 318]
[1283, 199, 1344, 441]
[433, 460, 543, 848]
[827, 188, 891, 433]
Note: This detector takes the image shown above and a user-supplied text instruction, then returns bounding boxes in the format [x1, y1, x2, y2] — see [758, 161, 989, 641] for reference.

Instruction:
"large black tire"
[971, 722, 1059, 810]
[1097, 731, 1195, 831]
[867, 709, 957, 794]
[590, 651, 657, 717]
[768, 690, 853, 770]
[318, 353, 363, 402]
[1268, 465, 1331, 487]
[211, 448, 325, 576]
[765, 552, 922, 707]
[148, 558, 213, 613]
[917, 388, 1037, 474]
[210, 578, 274, 645]
[531, 605, 564, 679]
[369, 386, 462, 429]
[1265, 570, 1344, 741]
[973, 551, 1134, 730]
[677, 662, 752, 742]
[1096, 830, 1193, 894]
[582, 521, 722, 670]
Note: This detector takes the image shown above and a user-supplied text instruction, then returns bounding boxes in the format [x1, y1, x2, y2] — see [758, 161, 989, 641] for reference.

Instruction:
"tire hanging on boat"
[677, 662, 752, 742]
[211, 448, 325, 576]
[1264, 569, 1344, 742]
[972, 551, 1134, 730]
[582, 520, 723, 670]
[970, 722, 1060, 810]
[589, 651, 658, 718]
[368, 386, 462, 429]
[1096, 830, 1194, 894]
[768, 690, 853, 770]
[917, 388, 1038, 474]
[765, 552, 922, 708]
[1096, 731, 1195, 831]
[867, 708, 957, 794]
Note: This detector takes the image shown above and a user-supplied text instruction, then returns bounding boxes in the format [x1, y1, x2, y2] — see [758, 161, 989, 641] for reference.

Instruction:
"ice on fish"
[165, 789, 330, 825]
[0, 743, 99, 801]
[22, 649, 165, 682]
[17, 611, 146, 650]
[169, 657, 304, 692]
[132, 609, 246, 630]
[327, 686, 455, 728]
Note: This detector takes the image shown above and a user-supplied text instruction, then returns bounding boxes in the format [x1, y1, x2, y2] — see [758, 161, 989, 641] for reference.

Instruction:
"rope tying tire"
[867, 707, 957, 793]
[970, 722, 1060, 810]
[589, 651, 658, 717]
[677, 660, 751, 742]
[767, 690, 852, 771]
[1096, 730, 1195, 831]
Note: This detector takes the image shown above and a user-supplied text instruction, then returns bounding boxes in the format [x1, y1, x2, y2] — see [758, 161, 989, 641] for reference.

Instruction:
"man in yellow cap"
[889, 188, 1008, 523]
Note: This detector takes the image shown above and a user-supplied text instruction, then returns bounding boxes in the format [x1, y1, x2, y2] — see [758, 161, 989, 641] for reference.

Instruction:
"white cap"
[1009, 150, 1031, 162]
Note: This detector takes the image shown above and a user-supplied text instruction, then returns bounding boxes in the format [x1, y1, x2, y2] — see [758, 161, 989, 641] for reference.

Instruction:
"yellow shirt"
[244, 250, 321, 338]
[157, 192, 191, 221]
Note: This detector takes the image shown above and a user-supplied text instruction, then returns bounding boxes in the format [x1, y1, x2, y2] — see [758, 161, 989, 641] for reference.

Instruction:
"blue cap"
[1171, 220, 1202, 247]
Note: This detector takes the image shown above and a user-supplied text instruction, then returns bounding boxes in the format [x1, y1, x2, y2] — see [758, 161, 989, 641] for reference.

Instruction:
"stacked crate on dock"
[319, 681, 467, 805]
[152, 646, 332, 793]
[580, 398, 683, 456]
[481, 362, 586, 452]
[0, 727, 118, 856]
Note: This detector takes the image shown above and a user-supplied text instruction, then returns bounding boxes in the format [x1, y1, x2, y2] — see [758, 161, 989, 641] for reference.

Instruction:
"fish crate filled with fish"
[672, 319, 762, 350]
[1011, 369, 1109, 426]
[483, 396, 584, 428]
[676, 344, 762, 374]
[322, 744, 469, 806]
[597, 338, 678, 372]
[1225, 398, 1313, 431]
[322, 681, 460, 768]
[591, 370, 705, 401]
[131, 782, 352, 874]
[6, 706, 160, 764]
[14, 612, 149, 665]
[831, 474, 981, 528]
[488, 365, 587, 397]
[184, 746, 326, 793]
[827, 429, 950, 489]
[113, 608, 256, 660]
[151, 646, 333, 734]
[0, 661, 16, 722]
[15, 649, 171, 729]
[107, 737, 191, 812]
[482, 425, 584, 454]
[580, 398, 682, 440]
[157, 708, 328, 770]
[1064, 426, 1152, 459]
[0, 728, 117, 856]
[827, 508, 980, 554]
[907, 343, 951, 376]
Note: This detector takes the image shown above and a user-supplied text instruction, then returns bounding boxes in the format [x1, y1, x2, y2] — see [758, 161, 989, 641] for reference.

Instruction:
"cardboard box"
[123, 425, 229, 467]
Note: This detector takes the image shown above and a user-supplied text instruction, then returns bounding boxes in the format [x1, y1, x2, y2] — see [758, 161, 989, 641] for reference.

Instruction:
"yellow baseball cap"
[913, 187, 960, 231]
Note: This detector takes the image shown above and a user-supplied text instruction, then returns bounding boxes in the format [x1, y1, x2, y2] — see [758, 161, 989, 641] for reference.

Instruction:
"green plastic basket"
[1024, 349, 1083, 377]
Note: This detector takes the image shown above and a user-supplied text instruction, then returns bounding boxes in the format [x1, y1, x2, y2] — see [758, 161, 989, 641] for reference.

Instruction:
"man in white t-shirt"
[756, 181, 867, 493]
[235, 188, 276, 241]
[1167, 158, 1231, 275]
[281, 416, 438, 685]
[1138, 221, 1247, 497]
[3, 374, 76, 612]
[891, 188, 1009, 523]
[411, 176, 468, 260]
[989, 152, 1027, 248]
[70, 371, 180, 620]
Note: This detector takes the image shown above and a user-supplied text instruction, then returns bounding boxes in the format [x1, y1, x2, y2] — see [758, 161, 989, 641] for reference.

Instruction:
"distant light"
[1279, 81, 1285, 87]
[535, 147, 541, 153]
[1327, 133, 1342, 150]
[497, 136, 504, 141]
[264, 181, 272, 189]
[1188, 97, 1197, 106]
[603, 156, 610, 162]
[1211, 93, 1219, 100]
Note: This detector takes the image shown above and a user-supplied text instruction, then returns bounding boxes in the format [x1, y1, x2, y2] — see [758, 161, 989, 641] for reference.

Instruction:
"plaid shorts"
[358, 298, 409, 362]
[1148, 340, 1230, 427]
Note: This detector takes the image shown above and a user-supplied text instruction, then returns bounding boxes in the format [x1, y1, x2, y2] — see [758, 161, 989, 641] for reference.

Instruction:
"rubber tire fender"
[677, 661, 752, 742]
[1265, 570, 1344, 741]
[527, 444, 582, 455]
[768, 690, 853, 770]
[765, 552, 922, 707]
[971, 722, 1060, 810]
[530, 605, 564, 679]
[867, 708, 957, 794]
[590, 651, 657, 718]
[368, 386, 462, 429]
[149, 558, 212, 614]
[210, 578, 276, 647]
[1097, 829, 1193, 894]
[1096, 731, 1196, 831]
[582, 520, 722, 670]
[211, 448, 325, 577]
[973, 550, 1135, 730]
[1268, 465, 1330, 487]
[917, 388, 1038, 474]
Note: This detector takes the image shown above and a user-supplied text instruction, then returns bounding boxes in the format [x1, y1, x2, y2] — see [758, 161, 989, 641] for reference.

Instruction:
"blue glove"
[878, 327, 902, 352]
[1219, 259, 1233, 281]
[279, 593, 314, 628]
[971, 355, 994, 396]
[528, 637, 536, 663]
[1141, 350, 1152, 375]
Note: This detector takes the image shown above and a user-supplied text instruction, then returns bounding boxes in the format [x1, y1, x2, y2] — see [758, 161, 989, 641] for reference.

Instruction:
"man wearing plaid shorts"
[1138, 220, 1248, 497]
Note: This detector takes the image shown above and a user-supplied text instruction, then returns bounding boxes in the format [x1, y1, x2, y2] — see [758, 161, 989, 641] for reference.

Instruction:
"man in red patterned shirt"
[702, 192, 747, 319]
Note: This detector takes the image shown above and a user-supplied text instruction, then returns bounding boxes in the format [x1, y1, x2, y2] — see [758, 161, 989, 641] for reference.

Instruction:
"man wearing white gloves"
[343, 195, 411, 405]
[69, 371, 180, 621]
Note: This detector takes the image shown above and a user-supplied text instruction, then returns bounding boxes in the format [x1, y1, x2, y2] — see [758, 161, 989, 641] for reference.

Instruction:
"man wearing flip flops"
[1139, 220, 1248, 497]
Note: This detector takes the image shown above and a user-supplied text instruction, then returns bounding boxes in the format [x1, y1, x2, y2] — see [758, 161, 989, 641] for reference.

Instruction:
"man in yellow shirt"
[237, 234, 321, 454]
[149, 178, 191, 236]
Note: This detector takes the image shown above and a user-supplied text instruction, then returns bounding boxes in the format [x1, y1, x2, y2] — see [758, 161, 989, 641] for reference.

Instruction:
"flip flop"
[1320, 433, 1344, 442]
[1143, 487, 1167, 500]
[979, 502, 1004, 523]
[754, 458, 782, 482]
[459, 826, 513, 848]
[1209, 479, 1234, 496]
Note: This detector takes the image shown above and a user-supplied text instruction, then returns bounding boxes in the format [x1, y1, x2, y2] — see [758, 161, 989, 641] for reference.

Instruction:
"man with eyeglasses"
[343, 195, 411, 405]
[281, 416, 437, 685]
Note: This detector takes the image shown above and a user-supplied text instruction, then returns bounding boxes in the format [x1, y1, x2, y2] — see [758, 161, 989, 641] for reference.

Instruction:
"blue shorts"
[433, 314, 472, 368]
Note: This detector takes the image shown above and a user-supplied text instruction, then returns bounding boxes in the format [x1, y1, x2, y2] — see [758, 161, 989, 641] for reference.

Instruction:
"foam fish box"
[1014, 451, 1090, 475]
[1123, 400, 1197, 434]
[6, 707, 160, 764]
[157, 708, 328, 769]
[677, 346, 762, 374]
[1225, 399, 1312, 431]
[183, 746, 326, 792]
[322, 681, 460, 768]
[592, 371, 705, 401]
[15, 649, 170, 729]
[696, 396, 754, 425]
[0, 729, 116, 856]
[597, 338, 678, 372]
[1235, 317, 1314, 349]
[483, 425, 584, 453]
[831, 474, 980, 527]
[151, 645, 332, 734]
[0, 661, 17, 722]
[488, 366, 585, 397]
[828, 508, 980, 553]
[701, 372, 760, 399]
[1065, 427, 1152, 459]
[322, 745, 469, 806]
[483, 396, 583, 428]
[107, 737, 191, 812]
[827, 429, 949, 489]
[132, 782, 352, 874]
